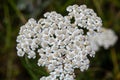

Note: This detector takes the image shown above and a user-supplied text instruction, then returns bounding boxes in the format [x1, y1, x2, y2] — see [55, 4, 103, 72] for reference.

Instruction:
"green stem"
[111, 48, 119, 78]
[4, 4, 11, 49]
[24, 57, 38, 80]
[92, 0, 103, 17]
[8, 0, 26, 23]
[21, 56, 49, 80]
[4, 4, 14, 80]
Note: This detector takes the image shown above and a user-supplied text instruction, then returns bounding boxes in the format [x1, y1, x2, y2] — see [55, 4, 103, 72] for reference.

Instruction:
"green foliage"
[0, 0, 120, 80]
[20, 56, 49, 80]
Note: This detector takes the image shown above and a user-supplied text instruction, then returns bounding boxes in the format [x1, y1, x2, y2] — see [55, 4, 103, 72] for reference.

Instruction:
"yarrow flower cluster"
[89, 28, 118, 51]
[16, 4, 117, 80]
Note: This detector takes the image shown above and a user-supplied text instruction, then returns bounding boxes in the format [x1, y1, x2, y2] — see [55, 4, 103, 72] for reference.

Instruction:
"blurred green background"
[0, 0, 120, 80]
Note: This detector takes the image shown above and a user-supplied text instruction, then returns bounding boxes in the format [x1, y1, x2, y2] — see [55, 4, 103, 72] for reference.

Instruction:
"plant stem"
[92, 0, 103, 17]
[111, 48, 119, 79]
[8, 0, 26, 23]
[4, 4, 14, 80]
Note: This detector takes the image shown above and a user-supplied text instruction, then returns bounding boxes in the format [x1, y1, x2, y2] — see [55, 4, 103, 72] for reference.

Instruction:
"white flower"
[16, 4, 117, 80]
[17, 49, 25, 57]
[97, 28, 117, 49]
[89, 28, 118, 51]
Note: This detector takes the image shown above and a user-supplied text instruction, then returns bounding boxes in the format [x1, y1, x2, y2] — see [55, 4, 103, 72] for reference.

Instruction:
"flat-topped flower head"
[66, 5, 102, 33]
[16, 4, 117, 80]
[89, 28, 118, 51]
[16, 18, 39, 59]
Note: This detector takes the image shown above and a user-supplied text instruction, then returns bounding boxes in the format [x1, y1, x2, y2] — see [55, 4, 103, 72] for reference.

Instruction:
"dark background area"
[0, 0, 120, 80]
